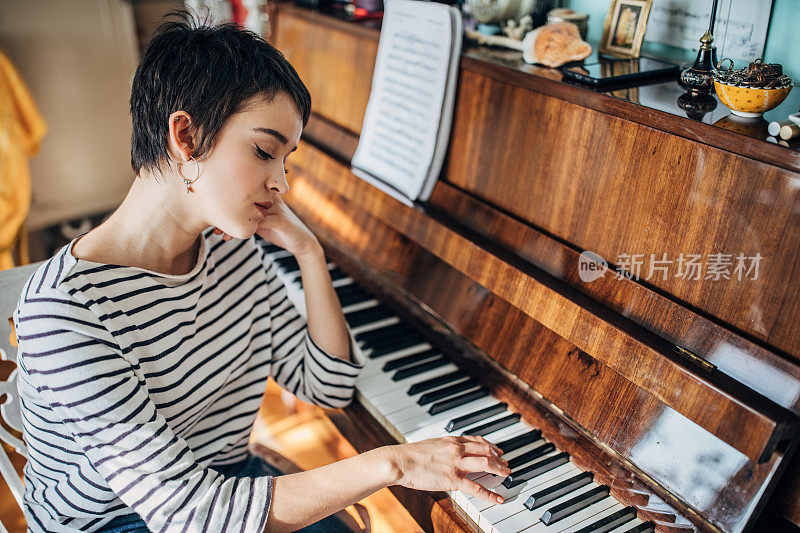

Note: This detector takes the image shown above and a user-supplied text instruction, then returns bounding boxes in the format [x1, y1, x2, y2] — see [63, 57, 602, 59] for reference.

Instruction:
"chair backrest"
[0, 262, 41, 518]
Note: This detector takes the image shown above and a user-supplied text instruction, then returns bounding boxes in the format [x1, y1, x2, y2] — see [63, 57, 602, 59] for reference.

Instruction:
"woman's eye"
[255, 145, 274, 160]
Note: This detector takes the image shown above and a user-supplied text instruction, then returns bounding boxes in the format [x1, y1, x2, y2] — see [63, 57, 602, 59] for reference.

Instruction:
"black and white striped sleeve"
[259, 247, 364, 409]
[14, 292, 272, 532]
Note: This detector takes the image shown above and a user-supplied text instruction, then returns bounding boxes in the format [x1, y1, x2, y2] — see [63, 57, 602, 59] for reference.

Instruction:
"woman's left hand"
[213, 196, 319, 257]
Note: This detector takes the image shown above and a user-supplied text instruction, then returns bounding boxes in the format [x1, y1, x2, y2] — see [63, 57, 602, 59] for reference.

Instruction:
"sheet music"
[646, 0, 772, 62]
[352, 0, 459, 203]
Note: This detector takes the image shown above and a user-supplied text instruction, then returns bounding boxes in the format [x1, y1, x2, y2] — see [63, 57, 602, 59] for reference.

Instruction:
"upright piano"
[263, 4, 800, 531]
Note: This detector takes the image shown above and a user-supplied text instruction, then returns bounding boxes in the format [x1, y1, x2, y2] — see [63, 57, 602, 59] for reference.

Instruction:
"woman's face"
[194, 91, 303, 239]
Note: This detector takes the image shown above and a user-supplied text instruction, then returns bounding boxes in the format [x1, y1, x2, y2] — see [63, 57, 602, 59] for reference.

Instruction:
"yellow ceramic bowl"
[714, 80, 793, 118]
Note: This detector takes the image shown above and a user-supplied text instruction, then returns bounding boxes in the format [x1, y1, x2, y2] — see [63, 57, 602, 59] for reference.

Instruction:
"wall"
[0, 0, 140, 231]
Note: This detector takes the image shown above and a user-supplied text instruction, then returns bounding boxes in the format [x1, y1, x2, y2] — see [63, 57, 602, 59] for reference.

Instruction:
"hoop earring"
[177, 156, 200, 193]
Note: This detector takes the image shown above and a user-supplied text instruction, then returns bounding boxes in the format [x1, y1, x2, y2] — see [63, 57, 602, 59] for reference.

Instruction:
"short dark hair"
[129, 12, 311, 175]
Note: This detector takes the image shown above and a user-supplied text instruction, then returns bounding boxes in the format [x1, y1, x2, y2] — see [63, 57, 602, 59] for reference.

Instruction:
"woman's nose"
[268, 173, 289, 194]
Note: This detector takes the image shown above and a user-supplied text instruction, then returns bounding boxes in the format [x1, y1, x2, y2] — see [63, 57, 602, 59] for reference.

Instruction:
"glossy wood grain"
[289, 140, 797, 463]
[271, 5, 376, 135]
[282, 144, 796, 532]
[271, 5, 800, 529]
[445, 68, 800, 363]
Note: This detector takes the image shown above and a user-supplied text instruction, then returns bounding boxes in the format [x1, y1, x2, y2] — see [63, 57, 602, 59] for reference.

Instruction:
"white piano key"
[606, 517, 646, 533]
[400, 396, 500, 438]
[357, 363, 459, 398]
[476, 463, 578, 531]
[484, 422, 532, 445]
[351, 316, 401, 336]
[357, 346, 439, 381]
[491, 482, 600, 533]
[370, 377, 475, 413]
[391, 392, 498, 430]
[341, 298, 380, 314]
[557, 502, 626, 533]
[522, 498, 619, 533]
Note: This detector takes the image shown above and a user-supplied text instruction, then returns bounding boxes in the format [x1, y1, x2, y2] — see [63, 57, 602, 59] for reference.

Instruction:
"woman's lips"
[254, 202, 273, 216]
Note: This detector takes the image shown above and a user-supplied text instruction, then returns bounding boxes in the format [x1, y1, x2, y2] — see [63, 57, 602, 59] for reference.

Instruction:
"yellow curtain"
[0, 49, 46, 270]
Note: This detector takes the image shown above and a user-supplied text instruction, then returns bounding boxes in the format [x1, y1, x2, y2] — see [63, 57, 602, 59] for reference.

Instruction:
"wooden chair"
[0, 262, 39, 533]
[0, 263, 369, 532]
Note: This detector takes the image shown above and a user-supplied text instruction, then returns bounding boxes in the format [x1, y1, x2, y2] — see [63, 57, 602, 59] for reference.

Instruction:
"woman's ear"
[167, 110, 196, 161]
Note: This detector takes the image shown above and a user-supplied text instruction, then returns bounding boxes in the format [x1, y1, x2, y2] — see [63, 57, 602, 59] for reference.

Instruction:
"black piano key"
[336, 288, 370, 307]
[496, 430, 542, 454]
[328, 267, 348, 281]
[573, 506, 638, 533]
[507, 442, 555, 470]
[524, 471, 593, 510]
[461, 413, 521, 437]
[274, 255, 300, 272]
[263, 243, 285, 254]
[446, 402, 507, 432]
[356, 322, 414, 343]
[417, 379, 477, 405]
[428, 388, 489, 415]
[621, 522, 655, 533]
[502, 451, 570, 489]
[407, 370, 468, 395]
[540, 485, 610, 526]
[382, 349, 439, 372]
[392, 358, 449, 381]
[367, 330, 425, 352]
[368, 337, 428, 359]
[345, 304, 394, 328]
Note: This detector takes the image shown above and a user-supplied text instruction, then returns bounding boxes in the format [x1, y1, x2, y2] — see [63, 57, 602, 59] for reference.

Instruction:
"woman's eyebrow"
[253, 127, 297, 153]
[253, 127, 288, 144]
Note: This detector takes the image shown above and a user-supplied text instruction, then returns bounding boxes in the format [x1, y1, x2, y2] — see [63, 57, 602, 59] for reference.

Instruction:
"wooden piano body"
[267, 5, 800, 531]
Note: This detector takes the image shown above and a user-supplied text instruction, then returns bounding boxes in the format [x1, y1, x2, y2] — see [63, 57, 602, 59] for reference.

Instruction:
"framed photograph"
[599, 0, 653, 58]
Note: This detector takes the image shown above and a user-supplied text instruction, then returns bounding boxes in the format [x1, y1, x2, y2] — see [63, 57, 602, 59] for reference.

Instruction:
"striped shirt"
[14, 229, 364, 532]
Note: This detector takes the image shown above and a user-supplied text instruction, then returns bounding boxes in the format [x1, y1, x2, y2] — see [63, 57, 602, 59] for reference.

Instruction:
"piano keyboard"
[264, 243, 655, 533]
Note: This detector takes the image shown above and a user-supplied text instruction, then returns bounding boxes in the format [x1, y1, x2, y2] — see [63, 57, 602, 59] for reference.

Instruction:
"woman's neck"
[72, 175, 208, 275]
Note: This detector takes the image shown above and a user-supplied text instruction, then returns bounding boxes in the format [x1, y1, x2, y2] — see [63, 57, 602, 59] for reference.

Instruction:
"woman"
[13, 14, 510, 532]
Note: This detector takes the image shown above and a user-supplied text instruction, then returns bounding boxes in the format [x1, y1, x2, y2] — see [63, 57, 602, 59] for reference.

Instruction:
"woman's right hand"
[385, 435, 512, 504]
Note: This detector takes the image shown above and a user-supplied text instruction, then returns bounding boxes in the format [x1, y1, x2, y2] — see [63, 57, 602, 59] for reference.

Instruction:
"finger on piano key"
[463, 442, 563, 512]
[491, 482, 600, 533]
[566, 505, 637, 533]
[474, 463, 578, 531]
